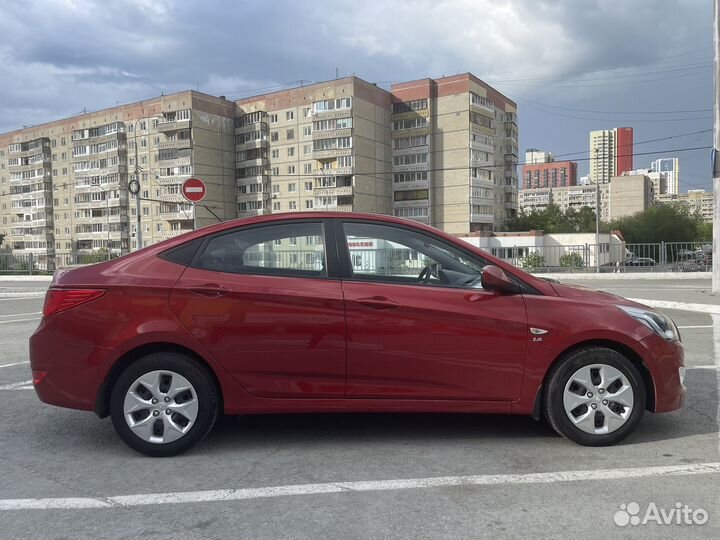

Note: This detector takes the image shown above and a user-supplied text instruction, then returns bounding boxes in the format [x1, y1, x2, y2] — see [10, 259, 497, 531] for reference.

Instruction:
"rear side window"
[194, 222, 327, 277]
[159, 237, 204, 266]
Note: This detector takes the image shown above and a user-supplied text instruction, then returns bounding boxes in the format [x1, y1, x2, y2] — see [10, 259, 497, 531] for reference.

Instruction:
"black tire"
[544, 347, 646, 446]
[110, 352, 219, 457]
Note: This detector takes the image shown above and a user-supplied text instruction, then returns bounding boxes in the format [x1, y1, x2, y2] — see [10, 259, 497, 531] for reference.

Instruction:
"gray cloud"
[0, 0, 713, 188]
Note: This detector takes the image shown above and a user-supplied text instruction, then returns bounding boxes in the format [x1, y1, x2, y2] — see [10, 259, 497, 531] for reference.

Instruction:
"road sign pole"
[713, 0, 720, 292]
[193, 202, 197, 231]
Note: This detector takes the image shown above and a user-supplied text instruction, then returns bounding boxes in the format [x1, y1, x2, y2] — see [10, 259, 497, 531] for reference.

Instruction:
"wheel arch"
[95, 342, 224, 418]
[536, 339, 656, 415]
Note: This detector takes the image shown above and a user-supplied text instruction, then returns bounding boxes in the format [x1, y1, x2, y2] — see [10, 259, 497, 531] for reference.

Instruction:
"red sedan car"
[30, 213, 685, 456]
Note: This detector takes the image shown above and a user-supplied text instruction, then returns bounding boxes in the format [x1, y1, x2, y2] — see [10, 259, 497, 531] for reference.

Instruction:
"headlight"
[617, 305, 680, 341]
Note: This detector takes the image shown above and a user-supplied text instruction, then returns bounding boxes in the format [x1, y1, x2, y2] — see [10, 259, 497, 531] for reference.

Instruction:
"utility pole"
[713, 0, 720, 291]
[134, 120, 143, 251]
[595, 148, 600, 273]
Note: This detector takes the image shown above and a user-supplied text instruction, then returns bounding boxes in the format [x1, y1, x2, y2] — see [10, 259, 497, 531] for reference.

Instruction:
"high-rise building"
[589, 127, 634, 183]
[608, 174, 654, 220]
[519, 184, 610, 221]
[0, 74, 518, 267]
[650, 157, 680, 195]
[522, 160, 577, 189]
[525, 149, 553, 164]
[656, 189, 713, 222]
[390, 74, 518, 233]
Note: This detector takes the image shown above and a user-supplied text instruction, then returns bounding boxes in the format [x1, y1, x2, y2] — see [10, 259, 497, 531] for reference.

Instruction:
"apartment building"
[0, 74, 518, 265]
[0, 91, 236, 266]
[235, 77, 392, 217]
[519, 173, 655, 222]
[656, 189, 713, 222]
[522, 160, 577, 189]
[519, 184, 610, 221]
[624, 168, 667, 196]
[589, 127, 633, 183]
[390, 74, 519, 234]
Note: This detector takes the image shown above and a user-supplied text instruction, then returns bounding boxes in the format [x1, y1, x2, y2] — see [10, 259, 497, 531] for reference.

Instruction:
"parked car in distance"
[30, 213, 685, 456]
[624, 257, 656, 267]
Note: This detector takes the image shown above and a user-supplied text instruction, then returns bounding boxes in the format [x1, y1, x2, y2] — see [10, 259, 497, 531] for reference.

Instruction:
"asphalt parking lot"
[0, 278, 718, 539]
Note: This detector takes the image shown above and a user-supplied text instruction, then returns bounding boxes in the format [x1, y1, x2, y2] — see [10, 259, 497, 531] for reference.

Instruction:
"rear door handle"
[356, 296, 399, 310]
[189, 284, 229, 297]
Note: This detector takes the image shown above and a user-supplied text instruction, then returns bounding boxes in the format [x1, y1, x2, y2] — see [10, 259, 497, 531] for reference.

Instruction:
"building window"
[288, 183, 297, 192]
[271, 131, 279, 142]
[305, 199, 313, 209]
[269, 114, 278, 123]
[286, 111, 294, 121]
[288, 165, 296, 175]
[303, 108, 311, 118]
[304, 181, 313, 191]
[273, 202, 280, 211]
[287, 147, 295, 157]
[304, 144, 312, 155]
[272, 167, 279, 176]
[303, 126, 311, 137]
[289, 201, 297, 210]
[271, 149, 279, 158]
[286, 129, 294, 140]
[303, 164, 312, 174]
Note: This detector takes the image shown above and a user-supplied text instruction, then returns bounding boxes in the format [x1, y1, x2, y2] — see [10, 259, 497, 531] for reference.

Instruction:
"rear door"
[169, 219, 347, 398]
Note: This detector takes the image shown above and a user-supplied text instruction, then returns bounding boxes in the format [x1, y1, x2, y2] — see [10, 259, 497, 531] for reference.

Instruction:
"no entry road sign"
[182, 178, 207, 203]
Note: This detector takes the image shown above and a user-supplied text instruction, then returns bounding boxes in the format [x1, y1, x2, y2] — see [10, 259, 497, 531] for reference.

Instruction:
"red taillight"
[43, 288, 106, 317]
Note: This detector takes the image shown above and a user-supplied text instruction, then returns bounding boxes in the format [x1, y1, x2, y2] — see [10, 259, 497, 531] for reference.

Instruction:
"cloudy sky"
[0, 0, 713, 190]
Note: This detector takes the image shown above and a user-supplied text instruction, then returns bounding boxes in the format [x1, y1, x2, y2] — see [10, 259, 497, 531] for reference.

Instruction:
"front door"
[338, 220, 528, 401]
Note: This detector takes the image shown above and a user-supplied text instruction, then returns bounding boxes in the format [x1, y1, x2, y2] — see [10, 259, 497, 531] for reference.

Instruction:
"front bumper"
[640, 333, 685, 413]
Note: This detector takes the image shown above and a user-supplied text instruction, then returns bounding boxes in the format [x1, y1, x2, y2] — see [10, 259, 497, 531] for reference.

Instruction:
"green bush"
[559, 252, 584, 268]
[520, 251, 545, 270]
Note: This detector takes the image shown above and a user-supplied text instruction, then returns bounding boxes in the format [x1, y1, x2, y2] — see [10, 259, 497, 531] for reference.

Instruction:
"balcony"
[393, 199, 429, 209]
[393, 162, 429, 173]
[311, 128, 352, 140]
[237, 209, 267, 218]
[312, 204, 353, 212]
[234, 139, 268, 152]
[470, 101, 494, 115]
[9, 162, 51, 173]
[157, 119, 191, 133]
[235, 156, 269, 168]
[470, 140, 494, 153]
[158, 139, 192, 150]
[158, 229, 193, 239]
[159, 210, 194, 221]
[391, 127, 429, 138]
[313, 186, 353, 197]
[392, 109, 429, 121]
[505, 201, 517, 210]
[311, 109, 353, 121]
[313, 166, 353, 177]
[157, 174, 192, 185]
[470, 213, 494, 224]
[234, 121, 268, 135]
[157, 156, 191, 168]
[312, 148, 352, 160]
[236, 191, 266, 203]
[392, 145, 429, 157]
[393, 179, 429, 191]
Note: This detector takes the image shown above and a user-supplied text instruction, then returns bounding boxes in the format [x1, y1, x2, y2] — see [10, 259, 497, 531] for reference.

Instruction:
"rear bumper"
[641, 334, 685, 413]
[29, 319, 114, 412]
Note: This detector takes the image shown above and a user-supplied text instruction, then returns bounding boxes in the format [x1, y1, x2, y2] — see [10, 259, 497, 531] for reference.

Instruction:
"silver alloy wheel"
[123, 370, 199, 444]
[562, 364, 635, 435]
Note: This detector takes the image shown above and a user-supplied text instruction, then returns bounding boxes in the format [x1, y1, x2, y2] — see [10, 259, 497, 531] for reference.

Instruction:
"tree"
[559, 252, 584, 268]
[0, 233, 5, 247]
[608, 204, 703, 243]
[506, 205, 601, 234]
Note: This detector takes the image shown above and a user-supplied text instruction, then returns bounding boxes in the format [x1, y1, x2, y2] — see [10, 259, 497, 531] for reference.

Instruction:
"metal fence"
[0, 241, 714, 275]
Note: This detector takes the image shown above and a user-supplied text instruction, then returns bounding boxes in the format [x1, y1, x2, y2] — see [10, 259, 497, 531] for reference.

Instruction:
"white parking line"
[0, 312, 41, 318]
[0, 317, 40, 325]
[0, 380, 32, 391]
[0, 462, 718, 511]
[628, 298, 720, 314]
[0, 361, 30, 369]
[0, 293, 46, 299]
[677, 325, 713, 329]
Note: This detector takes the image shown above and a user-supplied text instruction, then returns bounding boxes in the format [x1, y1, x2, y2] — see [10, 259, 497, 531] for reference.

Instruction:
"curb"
[536, 272, 711, 281]
[0, 276, 53, 282]
[628, 298, 720, 314]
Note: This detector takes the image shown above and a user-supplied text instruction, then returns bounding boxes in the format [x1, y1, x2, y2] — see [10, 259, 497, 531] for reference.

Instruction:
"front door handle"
[189, 284, 229, 297]
[356, 296, 399, 310]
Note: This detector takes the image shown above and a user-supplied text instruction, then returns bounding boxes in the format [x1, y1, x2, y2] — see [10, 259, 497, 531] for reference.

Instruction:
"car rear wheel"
[110, 352, 218, 457]
[544, 347, 645, 446]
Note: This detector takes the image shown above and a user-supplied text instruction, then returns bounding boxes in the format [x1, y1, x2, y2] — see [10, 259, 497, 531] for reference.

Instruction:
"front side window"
[195, 222, 326, 277]
[342, 222, 486, 288]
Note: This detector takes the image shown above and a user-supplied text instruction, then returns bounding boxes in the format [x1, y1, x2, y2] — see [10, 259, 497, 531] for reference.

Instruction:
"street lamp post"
[595, 148, 600, 273]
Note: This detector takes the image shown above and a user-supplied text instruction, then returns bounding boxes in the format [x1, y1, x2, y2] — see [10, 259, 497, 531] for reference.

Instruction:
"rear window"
[159, 237, 204, 266]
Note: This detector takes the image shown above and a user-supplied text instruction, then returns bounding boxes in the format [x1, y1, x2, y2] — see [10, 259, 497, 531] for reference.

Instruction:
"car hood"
[549, 281, 648, 309]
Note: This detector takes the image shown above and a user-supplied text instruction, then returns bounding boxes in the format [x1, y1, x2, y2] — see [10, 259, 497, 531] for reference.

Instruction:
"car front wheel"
[544, 347, 646, 446]
[110, 352, 218, 457]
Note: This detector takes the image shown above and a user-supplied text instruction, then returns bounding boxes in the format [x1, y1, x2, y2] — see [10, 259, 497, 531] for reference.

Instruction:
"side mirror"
[481, 265, 519, 293]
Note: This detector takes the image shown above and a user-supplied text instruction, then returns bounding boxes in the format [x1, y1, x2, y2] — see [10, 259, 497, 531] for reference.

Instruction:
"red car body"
[30, 212, 685, 423]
